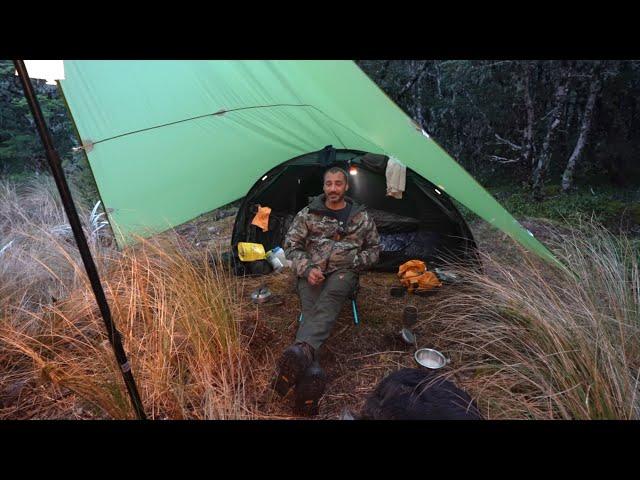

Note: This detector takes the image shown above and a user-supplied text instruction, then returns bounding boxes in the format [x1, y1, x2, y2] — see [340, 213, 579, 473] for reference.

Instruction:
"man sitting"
[273, 166, 380, 414]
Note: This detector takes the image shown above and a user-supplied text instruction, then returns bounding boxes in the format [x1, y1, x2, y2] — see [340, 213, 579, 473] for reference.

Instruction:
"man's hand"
[307, 267, 325, 286]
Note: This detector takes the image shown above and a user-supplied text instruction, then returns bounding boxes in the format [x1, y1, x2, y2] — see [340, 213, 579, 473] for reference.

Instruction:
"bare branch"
[378, 60, 391, 80]
[494, 133, 522, 151]
[488, 155, 520, 164]
[471, 61, 517, 70]
[464, 91, 494, 134]
[397, 61, 430, 99]
[537, 108, 556, 124]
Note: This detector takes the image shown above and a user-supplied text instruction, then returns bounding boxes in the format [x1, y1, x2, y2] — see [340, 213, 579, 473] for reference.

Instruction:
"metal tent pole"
[13, 60, 146, 420]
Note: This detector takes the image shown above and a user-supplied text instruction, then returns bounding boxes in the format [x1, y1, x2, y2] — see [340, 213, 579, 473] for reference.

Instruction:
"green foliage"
[0, 60, 76, 173]
[358, 60, 640, 189]
[359, 60, 639, 233]
[452, 179, 639, 236]
[0, 60, 98, 206]
[62, 154, 100, 207]
[492, 182, 639, 232]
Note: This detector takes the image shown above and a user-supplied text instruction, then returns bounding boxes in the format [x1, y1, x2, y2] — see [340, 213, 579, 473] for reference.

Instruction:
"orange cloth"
[251, 205, 271, 232]
[397, 259, 442, 292]
[398, 259, 427, 278]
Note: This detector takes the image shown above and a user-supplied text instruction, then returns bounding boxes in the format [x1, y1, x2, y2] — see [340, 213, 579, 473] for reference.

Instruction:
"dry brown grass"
[422, 220, 640, 419]
[3, 175, 639, 420]
[0, 177, 260, 419]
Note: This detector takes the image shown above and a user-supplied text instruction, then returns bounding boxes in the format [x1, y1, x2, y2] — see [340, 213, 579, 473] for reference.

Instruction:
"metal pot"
[400, 328, 417, 345]
[251, 286, 272, 304]
[402, 306, 418, 328]
[414, 348, 450, 369]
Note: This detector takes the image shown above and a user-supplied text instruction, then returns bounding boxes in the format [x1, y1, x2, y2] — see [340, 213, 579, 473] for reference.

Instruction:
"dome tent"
[232, 146, 478, 275]
[56, 61, 564, 271]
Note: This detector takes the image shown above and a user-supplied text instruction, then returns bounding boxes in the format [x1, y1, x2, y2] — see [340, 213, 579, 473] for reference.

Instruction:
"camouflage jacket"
[284, 195, 381, 278]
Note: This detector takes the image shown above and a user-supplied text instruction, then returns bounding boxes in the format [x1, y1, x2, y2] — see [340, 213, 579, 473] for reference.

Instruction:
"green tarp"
[58, 60, 562, 268]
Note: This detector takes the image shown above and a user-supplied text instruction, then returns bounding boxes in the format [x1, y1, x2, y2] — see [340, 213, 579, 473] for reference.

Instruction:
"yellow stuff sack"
[237, 242, 266, 262]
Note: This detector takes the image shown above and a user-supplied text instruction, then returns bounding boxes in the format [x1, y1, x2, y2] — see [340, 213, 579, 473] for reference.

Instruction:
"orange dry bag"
[398, 260, 442, 293]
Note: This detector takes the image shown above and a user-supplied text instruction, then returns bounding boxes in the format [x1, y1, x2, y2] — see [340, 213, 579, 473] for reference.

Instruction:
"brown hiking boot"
[273, 342, 315, 397]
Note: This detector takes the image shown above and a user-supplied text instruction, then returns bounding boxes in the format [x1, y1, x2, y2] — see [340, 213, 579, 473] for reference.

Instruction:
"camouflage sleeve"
[283, 208, 316, 278]
[352, 212, 381, 271]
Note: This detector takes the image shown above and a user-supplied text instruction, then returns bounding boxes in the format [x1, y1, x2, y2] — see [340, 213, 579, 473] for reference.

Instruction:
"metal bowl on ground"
[400, 328, 417, 345]
[414, 348, 450, 369]
[251, 287, 272, 304]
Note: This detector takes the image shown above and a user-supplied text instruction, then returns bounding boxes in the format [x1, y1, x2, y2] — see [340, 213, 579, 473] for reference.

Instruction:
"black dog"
[360, 368, 483, 420]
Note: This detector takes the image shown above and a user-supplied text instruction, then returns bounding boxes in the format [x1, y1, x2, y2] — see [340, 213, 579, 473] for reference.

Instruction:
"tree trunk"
[413, 84, 425, 128]
[434, 61, 443, 97]
[521, 61, 536, 168]
[532, 61, 572, 200]
[426, 62, 444, 136]
[561, 64, 603, 192]
[413, 61, 426, 129]
[378, 60, 391, 80]
[397, 60, 429, 101]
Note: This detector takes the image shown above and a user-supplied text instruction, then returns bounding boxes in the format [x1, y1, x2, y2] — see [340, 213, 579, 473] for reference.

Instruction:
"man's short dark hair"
[323, 167, 348, 184]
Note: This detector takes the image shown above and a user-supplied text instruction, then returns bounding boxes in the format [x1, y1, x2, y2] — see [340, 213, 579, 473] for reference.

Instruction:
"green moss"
[490, 182, 639, 232]
[543, 184, 562, 196]
[627, 204, 640, 225]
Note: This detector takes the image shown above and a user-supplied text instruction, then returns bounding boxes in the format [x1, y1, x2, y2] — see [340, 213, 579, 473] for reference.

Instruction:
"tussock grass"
[0, 177, 258, 419]
[3, 175, 639, 419]
[0, 176, 112, 321]
[427, 219, 640, 419]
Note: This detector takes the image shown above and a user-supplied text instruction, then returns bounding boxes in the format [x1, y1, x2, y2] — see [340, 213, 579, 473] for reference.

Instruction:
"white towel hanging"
[385, 156, 406, 199]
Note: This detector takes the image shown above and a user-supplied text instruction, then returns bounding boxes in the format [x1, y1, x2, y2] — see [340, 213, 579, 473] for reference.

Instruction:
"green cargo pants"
[295, 269, 359, 351]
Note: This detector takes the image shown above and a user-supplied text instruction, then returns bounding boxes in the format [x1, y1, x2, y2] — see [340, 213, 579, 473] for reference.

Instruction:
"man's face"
[323, 171, 348, 203]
